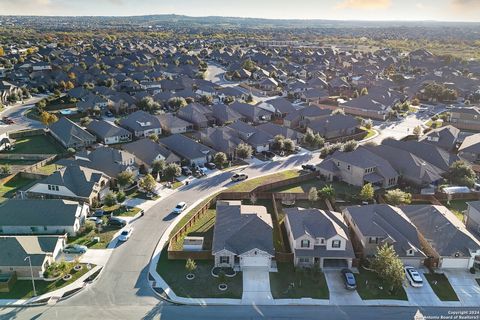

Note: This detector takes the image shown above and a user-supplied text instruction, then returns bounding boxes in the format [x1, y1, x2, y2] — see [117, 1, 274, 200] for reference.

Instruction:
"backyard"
[441, 200, 468, 222]
[270, 262, 329, 299]
[0, 175, 36, 202]
[0, 264, 90, 299]
[355, 269, 408, 300]
[156, 248, 243, 299]
[228, 170, 302, 192]
[170, 208, 215, 251]
[1, 135, 64, 155]
[424, 273, 459, 301]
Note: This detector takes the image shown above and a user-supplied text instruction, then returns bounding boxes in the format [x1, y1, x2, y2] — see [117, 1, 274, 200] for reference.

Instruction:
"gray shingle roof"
[86, 120, 131, 140]
[119, 110, 161, 133]
[49, 117, 96, 147]
[0, 236, 61, 267]
[122, 139, 180, 165]
[159, 134, 214, 161]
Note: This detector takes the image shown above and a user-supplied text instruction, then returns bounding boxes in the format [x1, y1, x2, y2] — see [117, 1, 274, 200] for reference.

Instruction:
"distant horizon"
[1, 0, 479, 23]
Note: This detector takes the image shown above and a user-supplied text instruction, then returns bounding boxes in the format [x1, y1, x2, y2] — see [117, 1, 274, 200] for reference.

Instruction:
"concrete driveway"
[241, 267, 273, 305]
[324, 270, 362, 305]
[404, 269, 441, 306]
[62, 249, 112, 267]
[443, 270, 480, 306]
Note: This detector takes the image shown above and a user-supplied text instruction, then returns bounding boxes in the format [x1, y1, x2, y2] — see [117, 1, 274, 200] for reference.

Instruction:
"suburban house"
[0, 235, 66, 279]
[159, 134, 215, 166]
[318, 147, 398, 188]
[211, 103, 244, 125]
[86, 120, 132, 145]
[156, 113, 194, 134]
[256, 122, 304, 144]
[448, 107, 480, 131]
[305, 114, 359, 140]
[284, 207, 355, 269]
[49, 117, 96, 149]
[283, 106, 331, 129]
[198, 127, 243, 159]
[212, 201, 274, 271]
[343, 204, 426, 267]
[27, 164, 111, 205]
[402, 205, 480, 270]
[119, 110, 162, 138]
[227, 121, 272, 153]
[458, 133, 480, 163]
[177, 103, 214, 129]
[419, 125, 460, 152]
[122, 138, 181, 171]
[230, 101, 273, 124]
[0, 199, 89, 236]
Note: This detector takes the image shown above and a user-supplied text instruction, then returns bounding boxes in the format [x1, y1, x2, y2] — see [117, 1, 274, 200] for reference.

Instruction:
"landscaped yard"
[424, 273, 459, 301]
[34, 163, 63, 175]
[68, 224, 119, 249]
[441, 200, 467, 222]
[157, 248, 242, 298]
[1, 135, 64, 155]
[170, 208, 215, 251]
[0, 175, 36, 202]
[270, 262, 329, 299]
[0, 264, 90, 299]
[360, 126, 377, 140]
[228, 170, 302, 192]
[102, 204, 142, 217]
[355, 269, 408, 300]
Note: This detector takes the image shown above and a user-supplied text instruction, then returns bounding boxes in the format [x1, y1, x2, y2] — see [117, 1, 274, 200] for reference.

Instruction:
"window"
[219, 256, 230, 264]
[48, 185, 59, 191]
[369, 237, 378, 244]
[299, 257, 310, 263]
[407, 249, 414, 256]
[301, 240, 310, 248]
[332, 240, 341, 248]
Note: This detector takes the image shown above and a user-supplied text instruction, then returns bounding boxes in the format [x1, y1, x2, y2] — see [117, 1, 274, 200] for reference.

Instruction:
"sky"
[0, 0, 480, 22]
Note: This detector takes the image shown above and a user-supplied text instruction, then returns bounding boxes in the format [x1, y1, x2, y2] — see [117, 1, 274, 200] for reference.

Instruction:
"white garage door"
[241, 256, 270, 268]
[441, 258, 470, 269]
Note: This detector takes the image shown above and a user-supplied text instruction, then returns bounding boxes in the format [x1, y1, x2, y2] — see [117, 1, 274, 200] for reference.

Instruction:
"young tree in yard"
[272, 135, 285, 151]
[139, 174, 157, 193]
[185, 258, 197, 275]
[359, 183, 375, 202]
[250, 193, 257, 205]
[0, 164, 11, 175]
[164, 163, 181, 181]
[308, 187, 318, 203]
[360, 87, 369, 96]
[213, 152, 227, 168]
[116, 190, 126, 203]
[318, 185, 335, 201]
[117, 171, 135, 190]
[235, 143, 253, 159]
[447, 160, 476, 188]
[342, 140, 358, 152]
[370, 244, 405, 292]
[152, 159, 166, 175]
[104, 191, 117, 207]
[384, 189, 412, 206]
[39, 111, 58, 126]
[363, 119, 373, 130]
[413, 125, 422, 136]
[313, 133, 325, 149]
[80, 116, 92, 126]
[149, 133, 159, 143]
[303, 131, 315, 146]
[283, 138, 295, 152]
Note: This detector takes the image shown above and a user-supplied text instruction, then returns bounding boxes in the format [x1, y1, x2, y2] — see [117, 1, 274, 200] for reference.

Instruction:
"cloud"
[336, 0, 391, 9]
[450, 0, 480, 12]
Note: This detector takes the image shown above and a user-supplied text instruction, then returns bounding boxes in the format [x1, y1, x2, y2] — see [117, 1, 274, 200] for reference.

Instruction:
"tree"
[104, 191, 117, 207]
[250, 193, 257, 205]
[152, 159, 166, 175]
[370, 244, 405, 292]
[167, 97, 187, 110]
[303, 131, 315, 146]
[68, 72, 76, 80]
[36, 99, 47, 111]
[164, 163, 181, 181]
[272, 135, 285, 151]
[308, 187, 318, 202]
[149, 133, 159, 143]
[360, 87, 369, 96]
[313, 134, 325, 149]
[139, 174, 157, 193]
[363, 119, 373, 130]
[39, 111, 58, 126]
[0, 47, 4, 56]
[213, 152, 227, 168]
[318, 185, 335, 201]
[283, 138, 295, 152]
[65, 81, 75, 90]
[138, 96, 161, 112]
[0, 164, 11, 175]
[116, 190, 126, 203]
[413, 125, 422, 136]
[359, 183, 374, 202]
[447, 160, 476, 188]
[236, 143, 253, 159]
[185, 258, 197, 275]
[199, 95, 213, 106]
[384, 189, 412, 206]
[242, 59, 256, 72]
[342, 140, 358, 152]
[80, 116, 92, 126]
[117, 171, 134, 190]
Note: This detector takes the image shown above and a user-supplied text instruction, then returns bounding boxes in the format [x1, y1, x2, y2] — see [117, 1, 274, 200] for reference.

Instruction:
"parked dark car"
[341, 268, 357, 290]
[107, 217, 127, 227]
[181, 166, 192, 176]
[205, 162, 216, 170]
[93, 209, 106, 217]
[302, 164, 317, 172]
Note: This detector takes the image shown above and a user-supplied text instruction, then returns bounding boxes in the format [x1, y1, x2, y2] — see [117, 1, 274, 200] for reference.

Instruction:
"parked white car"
[405, 266, 423, 288]
[172, 202, 187, 214]
[118, 227, 134, 242]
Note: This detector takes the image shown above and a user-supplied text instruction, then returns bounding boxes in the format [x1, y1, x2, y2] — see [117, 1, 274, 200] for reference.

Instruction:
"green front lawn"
[270, 263, 329, 299]
[228, 170, 302, 192]
[424, 273, 459, 301]
[2, 135, 65, 155]
[0, 264, 90, 299]
[102, 204, 141, 217]
[68, 225, 119, 249]
[0, 175, 36, 202]
[355, 269, 407, 300]
[157, 248, 242, 299]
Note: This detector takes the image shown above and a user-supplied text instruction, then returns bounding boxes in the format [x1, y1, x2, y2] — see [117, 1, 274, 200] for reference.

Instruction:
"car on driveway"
[341, 268, 357, 290]
[302, 164, 317, 172]
[205, 162, 216, 170]
[63, 244, 87, 254]
[108, 216, 127, 228]
[118, 227, 134, 242]
[182, 166, 192, 176]
[231, 173, 248, 182]
[2, 117, 14, 124]
[405, 266, 423, 287]
[172, 202, 187, 214]
[262, 150, 276, 160]
[93, 209, 106, 218]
